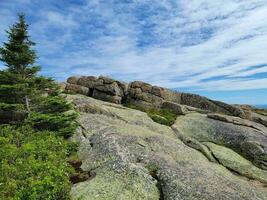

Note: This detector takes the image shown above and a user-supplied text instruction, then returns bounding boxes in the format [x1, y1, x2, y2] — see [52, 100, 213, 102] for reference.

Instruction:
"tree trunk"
[25, 95, 30, 115]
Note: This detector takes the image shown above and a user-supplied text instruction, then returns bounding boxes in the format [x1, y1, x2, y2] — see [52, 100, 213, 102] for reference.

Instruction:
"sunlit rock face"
[66, 91, 267, 200]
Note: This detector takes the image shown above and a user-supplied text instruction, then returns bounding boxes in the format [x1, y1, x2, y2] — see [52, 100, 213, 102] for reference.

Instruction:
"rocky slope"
[62, 76, 267, 200]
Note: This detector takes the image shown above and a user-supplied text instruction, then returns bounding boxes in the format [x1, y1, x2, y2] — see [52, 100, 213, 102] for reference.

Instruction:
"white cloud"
[44, 11, 78, 28]
[1, 0, 267, 93]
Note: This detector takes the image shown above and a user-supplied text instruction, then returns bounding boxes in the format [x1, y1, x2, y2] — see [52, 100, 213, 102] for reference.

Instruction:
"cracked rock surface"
[68, 94, 267, 200]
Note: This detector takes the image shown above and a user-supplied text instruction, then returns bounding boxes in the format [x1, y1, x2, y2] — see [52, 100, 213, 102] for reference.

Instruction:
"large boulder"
[128, 81, 165, 108]
[65, 76, 127, 104]
[180, 93, 230, 114]
[174, 113, 267, 170]
[252, 112, 267, 127]
[67, 94, 267, 200]
[65, 83, 89, 96]
[211, 100, 246, 118]
[207, 113, 267, 134]
[162, 101, 187, 115]
[92, 89, 122, 104]
[77, 76, 98, 88]
[67, 76, 79, 84]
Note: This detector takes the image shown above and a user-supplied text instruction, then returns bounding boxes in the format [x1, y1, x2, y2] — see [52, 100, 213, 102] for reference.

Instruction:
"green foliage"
[28, 112, 78, 138]
[36, 96, 73, 114]
[124, 103, 177, 126]
[0, 84, 29, 104]
[0, 125, 76, 200]
[0, 103, 25, 111]
[0, 71, 25, 85]
[0, 14, 80, 199]
[0, 14, 57, 118]
[0, 14, 38, 78]
[150, 114, 171, 126]
[147, 108, 177, 126]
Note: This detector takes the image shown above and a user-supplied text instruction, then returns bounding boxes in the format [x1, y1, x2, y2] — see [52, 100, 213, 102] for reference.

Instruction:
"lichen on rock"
[68, 94, 267, 200]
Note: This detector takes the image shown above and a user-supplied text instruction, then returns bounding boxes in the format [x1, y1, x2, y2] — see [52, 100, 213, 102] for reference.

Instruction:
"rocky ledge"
[63, 76, 267, 200]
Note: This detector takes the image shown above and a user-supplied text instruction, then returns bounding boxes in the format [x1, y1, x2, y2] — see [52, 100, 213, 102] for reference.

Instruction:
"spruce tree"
[0, 14, 78, 136]
[0, 14, 40, 78]
[0, 14, 79, 199]
[0, 14, 40, 121]
[0, 14, 54, 122]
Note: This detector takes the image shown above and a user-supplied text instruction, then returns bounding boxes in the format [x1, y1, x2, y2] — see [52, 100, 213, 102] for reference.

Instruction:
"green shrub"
[0, 103, 25, 111]
[0, 125, 75, 200]
[0, 14, 80, 199]
[0, 84, 29, 104]
[147, 108, 177, 126]
[124, 103, 177, 126]
[28, 112, 78, 138]
[35, 96, 73, 114]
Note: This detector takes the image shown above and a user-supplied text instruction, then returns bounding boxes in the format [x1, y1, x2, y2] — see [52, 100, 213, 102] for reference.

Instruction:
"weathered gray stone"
[68, 94, 267, 200]
[181, 93, 229, 114]
[92, 89, 122, 104]
[151, 86, 164, 97]
[77, 76, 98, 88]
[203, 142, 267, 184]
[67, 76, 79, 84]
[64, 75, 264, 121]
[252, 112, 267, 127]
[65, 83, 89, 96]
[94, 82, 122, 96]
[162, 101, 187, 115]
[211, 100, 246, 118]
[161, 89, 182, 104]
[130, 81, 152, 92]
[175, 113, 267, 170]
[128, 82, 164, 107]
[207, 113, 267, 134]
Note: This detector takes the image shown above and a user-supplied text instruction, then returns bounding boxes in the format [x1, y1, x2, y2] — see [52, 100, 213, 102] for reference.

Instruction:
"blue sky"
[1, 0, 267, 105]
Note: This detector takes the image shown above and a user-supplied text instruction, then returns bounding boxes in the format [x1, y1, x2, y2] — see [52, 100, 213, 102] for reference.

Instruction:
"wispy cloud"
[0, 0, 267, 95]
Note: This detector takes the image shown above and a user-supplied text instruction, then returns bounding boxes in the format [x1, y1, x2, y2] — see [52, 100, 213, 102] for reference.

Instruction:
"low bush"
[34, 96, 73, 114]
[0, 103, 25, 111]
[28, 112, 78, 138]
[0, 125, 76, 200]
[124, 103, 177, 126]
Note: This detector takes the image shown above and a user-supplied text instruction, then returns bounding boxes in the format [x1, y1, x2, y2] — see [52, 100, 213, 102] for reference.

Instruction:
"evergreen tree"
[0, 14, 40, 79]
[0, 14, 78, 138]
[0, 14, 79, 199]
[0, 14, 39, 121]
[0, 14, 58, 123]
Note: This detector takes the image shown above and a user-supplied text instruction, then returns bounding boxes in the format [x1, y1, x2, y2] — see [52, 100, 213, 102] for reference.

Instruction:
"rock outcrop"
[174, 113, 267, 170]
[66, 93, 267, 200]
[63, 75, 267, 200]
[65, 76, 127, 104]
[65, 75, 247, 118]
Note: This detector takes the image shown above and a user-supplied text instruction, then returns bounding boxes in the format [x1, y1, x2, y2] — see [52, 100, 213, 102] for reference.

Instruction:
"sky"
[0, 0, 267, 105]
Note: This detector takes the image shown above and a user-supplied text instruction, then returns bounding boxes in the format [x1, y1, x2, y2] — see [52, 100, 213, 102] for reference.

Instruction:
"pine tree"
[0, 14, 78, 137]
[0, 14, 40, 122]
[0, 14, 40, 79]
[0, 14, 79, 199]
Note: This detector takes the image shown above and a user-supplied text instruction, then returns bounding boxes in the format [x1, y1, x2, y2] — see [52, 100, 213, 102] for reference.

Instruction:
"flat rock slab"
[174, 113, 267, 170]
[68, 94, 267, 200]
